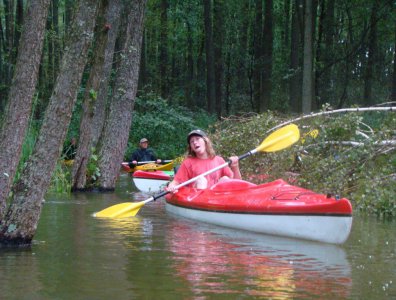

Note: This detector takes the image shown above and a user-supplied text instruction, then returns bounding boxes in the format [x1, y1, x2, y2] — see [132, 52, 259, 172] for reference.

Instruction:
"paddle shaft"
[151, 130, 296, 201]
[133, 159, 173, 165]
[144, 149, 259, 204]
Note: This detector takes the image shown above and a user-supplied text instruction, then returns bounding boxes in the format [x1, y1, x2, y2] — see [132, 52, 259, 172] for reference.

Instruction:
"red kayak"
[165, 179, 353, 244]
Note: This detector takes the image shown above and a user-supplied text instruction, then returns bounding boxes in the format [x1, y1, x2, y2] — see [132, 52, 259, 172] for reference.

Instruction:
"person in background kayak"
[167, 129, 241, 191]
[130, 138, 161, 166]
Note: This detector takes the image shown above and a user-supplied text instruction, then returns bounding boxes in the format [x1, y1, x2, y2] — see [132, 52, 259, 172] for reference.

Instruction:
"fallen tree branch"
[269, 106, 396, 132]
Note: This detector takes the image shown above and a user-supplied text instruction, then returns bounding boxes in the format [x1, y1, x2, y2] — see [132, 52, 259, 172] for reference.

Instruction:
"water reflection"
[165, 219, 352, 298]
[2, 173, 393, 299]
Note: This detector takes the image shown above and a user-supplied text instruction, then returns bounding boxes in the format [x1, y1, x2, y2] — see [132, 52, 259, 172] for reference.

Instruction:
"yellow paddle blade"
[256, 124, 300, 153]
[308, 129, 319, 138]
[94, 201, 145, 218]
[301, 128, 319, 144]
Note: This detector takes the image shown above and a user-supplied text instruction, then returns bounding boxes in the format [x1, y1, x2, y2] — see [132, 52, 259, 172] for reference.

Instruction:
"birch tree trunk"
[97, 0, 147, 190]
[0, 0, 51, 218]
[0, 0, 99, 246]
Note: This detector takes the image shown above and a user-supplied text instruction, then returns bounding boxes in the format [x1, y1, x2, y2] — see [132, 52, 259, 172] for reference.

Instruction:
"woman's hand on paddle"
[229, 156, 242, 180]
[229, 156, 239, 170]
[166, 180, 179, 193]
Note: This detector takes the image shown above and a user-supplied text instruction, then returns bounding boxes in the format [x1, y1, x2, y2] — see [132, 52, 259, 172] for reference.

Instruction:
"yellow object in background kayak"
[121, 161, 174, 172]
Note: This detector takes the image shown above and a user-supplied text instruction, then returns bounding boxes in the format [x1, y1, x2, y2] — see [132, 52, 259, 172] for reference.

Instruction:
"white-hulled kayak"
[132, 170, 173, 193]
[165, 179, 353, 244]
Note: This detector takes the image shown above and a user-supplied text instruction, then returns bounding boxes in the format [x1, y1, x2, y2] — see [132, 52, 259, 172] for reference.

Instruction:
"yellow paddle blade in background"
[256, 124, 300, 153]
[94, 202, 144, 218]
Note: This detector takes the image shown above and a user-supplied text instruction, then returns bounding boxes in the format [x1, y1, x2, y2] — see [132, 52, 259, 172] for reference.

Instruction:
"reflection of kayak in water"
[166, 219, 351, 298]
[202, 223, 350, 273]
[166, 179, 353, 244]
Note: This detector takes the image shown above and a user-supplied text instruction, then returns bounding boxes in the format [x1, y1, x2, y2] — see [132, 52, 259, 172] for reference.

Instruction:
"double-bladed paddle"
[94, 124, 300, 218]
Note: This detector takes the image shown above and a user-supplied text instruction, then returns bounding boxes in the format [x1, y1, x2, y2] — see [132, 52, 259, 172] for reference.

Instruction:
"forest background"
[0, 0, 395, 246]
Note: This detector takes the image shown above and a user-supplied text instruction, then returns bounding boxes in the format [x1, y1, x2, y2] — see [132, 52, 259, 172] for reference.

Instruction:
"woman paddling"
[167, 129, 241, 191]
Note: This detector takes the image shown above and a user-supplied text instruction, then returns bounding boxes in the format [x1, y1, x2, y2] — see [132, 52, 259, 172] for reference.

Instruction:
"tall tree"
[1, 0, 16, 102]
[159, 0, 169, 99]
[97, 0, 147, 190]
[363, 0, 379, 106]
[391, 21, 396, 102]
[302, 0, 313, 113]
[71, 0, 111, 190]
[90, 0, 122, 148]
[203, 0, 215, 114]
[260, 0, 273, 112]
[0, 0, 51, 217]
[289, 0, 303, 112]
[213, 0, 224, 118]
[253, 0, 263, 112]
[0, 0, 99, 246]
[184, 18, 194, 108]
[14, 0, 23, 53]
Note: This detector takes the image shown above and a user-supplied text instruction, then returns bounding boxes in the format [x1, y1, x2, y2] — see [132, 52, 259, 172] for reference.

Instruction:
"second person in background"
[130, 138, 161, 166]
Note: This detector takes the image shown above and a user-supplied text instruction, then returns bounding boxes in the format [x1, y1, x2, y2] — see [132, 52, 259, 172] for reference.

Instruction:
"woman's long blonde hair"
[187, 136, 216, 158]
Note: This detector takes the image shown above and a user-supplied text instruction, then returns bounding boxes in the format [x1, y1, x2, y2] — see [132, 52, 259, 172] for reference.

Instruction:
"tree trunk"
[260, 0, 273, 112]
[1, 0, 16, 100]
[317, 0, 335, 107]
[0, 0, 99, 246]
[213, 0, 224, 118]
[185, 19, 194, 108]
[391, 22, 396, 102]
[91, 0, 122, 148]
[363, 0, 379, 106]
[302, 0, 313, 113]
[253, 0, 262, 113]
[71, 0, 110, 190]
[160, 0, 169, 99]
[203, 0, 215, 114]
[97, 0, 146, 190]
[0, 0, 51, 218]
[289, 0, 303, 113]
[14, 0, 23, 54]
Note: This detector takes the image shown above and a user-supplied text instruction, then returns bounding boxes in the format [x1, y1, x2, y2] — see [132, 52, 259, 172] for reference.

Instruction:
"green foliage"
[48, 162, 72, 193]
[86, 150, 101, 182]
[89, 89, 97, 101]
[212, 111, 396, 217]
[125, 93, 216, 160]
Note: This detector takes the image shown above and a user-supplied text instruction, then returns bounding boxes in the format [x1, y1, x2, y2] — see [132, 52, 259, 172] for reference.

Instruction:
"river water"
[0, 173, 394, 299]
